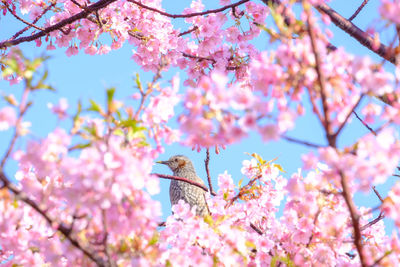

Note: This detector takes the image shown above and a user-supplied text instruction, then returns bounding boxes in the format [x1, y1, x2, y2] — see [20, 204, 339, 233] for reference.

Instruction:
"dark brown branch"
[339, 171, 366, 267]
[127, 0, 249, 19]
[282, 135, 323, 148]
[152, 173, 209, 192]
[0, 171, 106, 267]
[315, 3, 396, 64]
[352, 110, 377, 136]
[101, 210, 115, 267]
[0, 0, 117, 48]
[226, 174, 262, 208]
[372, 186, 384, 203]
[360, 186, 385, 231]
[6, 4, 45, 31]
[306, 87, 325, 124]
[348, 0, 369, 22]
[182, 52, 216, 63]
[306, 10, 334, 146]
[9, 1, 56, 41]
[370, 251, 392, 266]
[204, 148, 216, 196]
[360, 212, 385, 231]
[178, 26, 198, 37]
[250, 222, 263, 235]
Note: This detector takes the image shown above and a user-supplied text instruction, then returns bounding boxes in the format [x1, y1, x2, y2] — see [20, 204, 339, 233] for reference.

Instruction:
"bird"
[157, 155, 209, 217]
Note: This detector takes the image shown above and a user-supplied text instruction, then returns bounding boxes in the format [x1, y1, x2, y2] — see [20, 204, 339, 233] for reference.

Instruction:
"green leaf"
[251, 153, 266, 165]
[113, 128, 124, 137]
[2, 67, 15, 77]
[271, 255, 295, 267]
[135, 73, 142, 90]
[238, 178, 244, 188]
[148, 232, 159, 245]
[70, 143, 91, 150]
[73, 101, 82, 122]
[245, 240, 256, 249]
[88, 99, 104, 114]
[4, 58, 19, 73]
[83, 126, 97, 137]
[273, 163, 286, 173]
[203, 214, 214, 225]
[106, 87, 116, 106]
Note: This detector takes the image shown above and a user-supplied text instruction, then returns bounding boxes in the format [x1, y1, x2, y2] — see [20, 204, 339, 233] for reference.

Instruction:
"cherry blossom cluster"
[1, 0, 400, 266]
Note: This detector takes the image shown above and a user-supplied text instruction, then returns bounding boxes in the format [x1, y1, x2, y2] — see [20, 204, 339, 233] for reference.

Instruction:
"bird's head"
[157, 155, 193, 172]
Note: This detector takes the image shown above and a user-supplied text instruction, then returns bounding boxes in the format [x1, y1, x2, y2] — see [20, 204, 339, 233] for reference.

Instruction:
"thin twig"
[339, 171, 366, 267]
[370, 251, 392, 267]
[127, 0, 249, 19]
[178, 26, 198, 37]
[133, 59, 165, 120]
[0, 0, 117, 48]
[315, 3, 396, 64]
[250, 222, 263, 235]
[226, 174, 262, 208]
[0, 171, 107, 266]
[152, 173, 209, 192]
[352, 110, 377, 136]
[0, 86, 31, 169]
[282, 135, 323, 148]
[332, 94, 364, 139]
[360, 212, 385, 231]
[306, 87, 325, 125]
[9, 1, 56, 41]
[5, 4, 45, 31]
[306, 7, 334, 146]
[348, 0, 369, 22]
[182, 52, 216, 63]
[372, 186, 384, 203]
[204, 148, 216, 196]
[360, 186, 385, 231]
[101, 210, 115, 267]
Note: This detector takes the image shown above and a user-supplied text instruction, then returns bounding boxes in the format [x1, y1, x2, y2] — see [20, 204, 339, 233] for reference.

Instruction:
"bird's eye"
[174, 158, 178, 162]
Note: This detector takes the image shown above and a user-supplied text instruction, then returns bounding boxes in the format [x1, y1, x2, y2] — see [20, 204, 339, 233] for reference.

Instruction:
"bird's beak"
[156, 160, 169, 165]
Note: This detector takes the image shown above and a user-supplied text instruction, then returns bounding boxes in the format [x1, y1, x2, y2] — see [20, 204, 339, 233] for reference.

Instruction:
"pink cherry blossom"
[0, 106, 17, 131]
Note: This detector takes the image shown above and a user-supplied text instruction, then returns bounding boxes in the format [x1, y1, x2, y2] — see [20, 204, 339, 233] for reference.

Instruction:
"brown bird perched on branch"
[157, 155, 209, 217]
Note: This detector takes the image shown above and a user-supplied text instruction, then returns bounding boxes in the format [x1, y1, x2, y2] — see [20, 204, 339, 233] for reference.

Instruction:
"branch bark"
[127, 0, 249, 19]
[315, 3, 396, 64]
[339, 171, 366, 267]
[204, 148, 216, 196]
[152, 173, 210, 192]
[0, 0, 117, 48]
[0, 171, 107, 267]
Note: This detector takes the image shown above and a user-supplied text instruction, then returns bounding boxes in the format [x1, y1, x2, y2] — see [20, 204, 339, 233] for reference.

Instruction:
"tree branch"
[127, 0, 249, 19]
[0, 171, 107, 267]
[178, 26, 198, 37]
[348, 0, 369, 22]
[204, 148, 216, 196]
[152, 173, 209, 192]
[306, 7, 334, 146]
[315, 3, 396, 64]
[332, 94, 364, 140]
[5, 4, 45, 31]
[7, 1, 56, 41]
[352, 110, 377, 136]
[0, 0, 117, 48]
[282, 135, 323, 148]
[360, 186, 385, 231]
[339, 171, 366, 267]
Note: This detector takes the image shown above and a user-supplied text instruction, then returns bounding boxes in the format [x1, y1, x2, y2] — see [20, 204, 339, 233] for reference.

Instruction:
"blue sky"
[0, 0, 397, 232]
